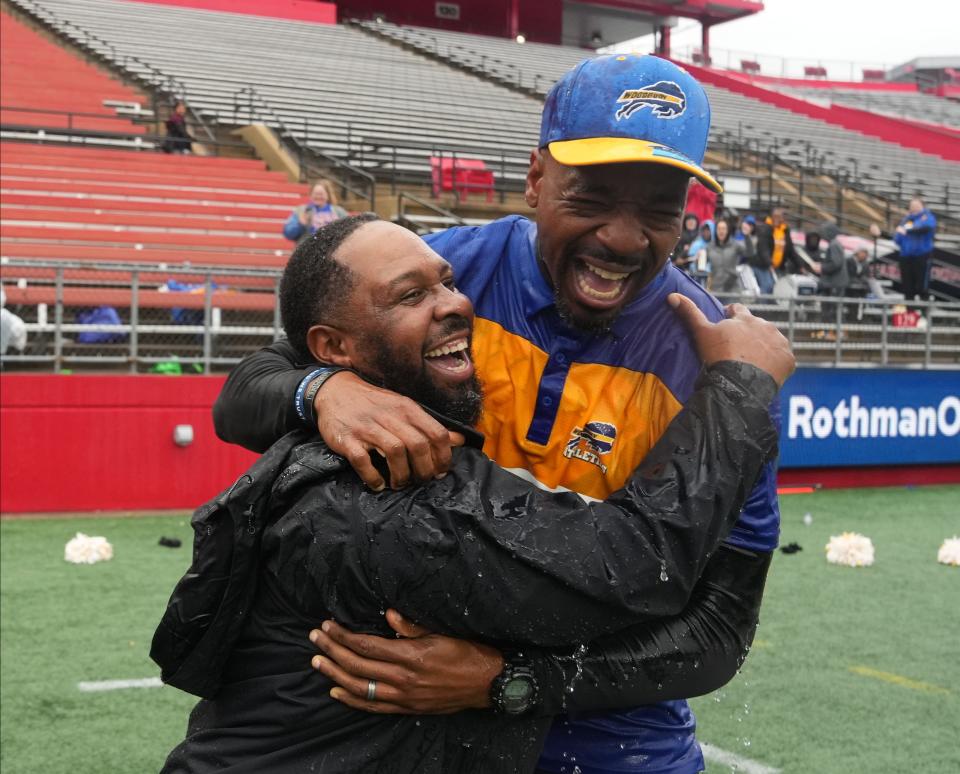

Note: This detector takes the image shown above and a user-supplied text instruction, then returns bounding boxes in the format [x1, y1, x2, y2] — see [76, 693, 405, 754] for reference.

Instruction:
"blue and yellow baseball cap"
[539, 54, 721, 193]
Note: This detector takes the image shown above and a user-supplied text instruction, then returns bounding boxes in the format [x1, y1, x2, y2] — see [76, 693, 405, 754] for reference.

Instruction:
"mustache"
[423, 316, 472, 351]
[568, 245, 650, 270]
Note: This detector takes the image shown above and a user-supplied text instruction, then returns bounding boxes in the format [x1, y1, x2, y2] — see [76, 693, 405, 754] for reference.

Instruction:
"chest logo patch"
[564, 421, 617, 474]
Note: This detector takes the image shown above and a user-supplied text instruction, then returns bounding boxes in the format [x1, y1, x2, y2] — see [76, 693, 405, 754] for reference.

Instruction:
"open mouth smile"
[423, 336, 474, 377]
[571, 256, 641, 306]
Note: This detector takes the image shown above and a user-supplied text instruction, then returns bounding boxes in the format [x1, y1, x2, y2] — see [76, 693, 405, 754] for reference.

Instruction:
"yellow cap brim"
[548, 137, 722, 194]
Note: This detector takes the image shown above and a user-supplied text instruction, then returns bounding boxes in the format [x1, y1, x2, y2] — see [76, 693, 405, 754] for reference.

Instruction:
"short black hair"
[280, 213, 379, 362]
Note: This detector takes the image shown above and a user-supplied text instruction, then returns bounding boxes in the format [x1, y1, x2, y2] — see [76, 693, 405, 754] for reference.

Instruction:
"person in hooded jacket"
[817, 222, 849, 298]
[815, 221, 849, 336]
[704, 218, 755, 295]
[671, 213, 700, 273]
[155, 216, 792, 774]
[734, 214, 756, 244]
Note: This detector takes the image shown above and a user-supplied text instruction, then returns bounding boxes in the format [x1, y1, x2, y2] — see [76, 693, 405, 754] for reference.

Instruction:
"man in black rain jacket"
[154, 216, 793, 773]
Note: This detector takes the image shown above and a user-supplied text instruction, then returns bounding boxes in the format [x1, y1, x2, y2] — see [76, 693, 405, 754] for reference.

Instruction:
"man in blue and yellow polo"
[214, 55, 781, 774]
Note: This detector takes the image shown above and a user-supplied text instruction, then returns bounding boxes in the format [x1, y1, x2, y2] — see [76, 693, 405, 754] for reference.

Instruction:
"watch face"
[503, 676, 534, 713]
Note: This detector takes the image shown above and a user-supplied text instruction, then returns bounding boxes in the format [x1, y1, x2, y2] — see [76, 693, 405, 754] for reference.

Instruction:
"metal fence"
[1, 260, 282, 373]
[2, 259, 959, 372]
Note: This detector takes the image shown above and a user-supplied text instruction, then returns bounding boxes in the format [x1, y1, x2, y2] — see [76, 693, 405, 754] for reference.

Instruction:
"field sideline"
[1, 486, 957, 773]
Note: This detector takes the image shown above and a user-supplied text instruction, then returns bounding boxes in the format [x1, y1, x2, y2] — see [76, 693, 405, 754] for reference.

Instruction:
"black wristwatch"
[489, 651, 539, 715]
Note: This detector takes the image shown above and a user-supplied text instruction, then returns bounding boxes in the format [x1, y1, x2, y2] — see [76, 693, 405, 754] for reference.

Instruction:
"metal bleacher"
[8, 0, 959, 221]
[782, 86, 960, 129]
[7, 0, 545, 189]
[360, 21, 960, 220]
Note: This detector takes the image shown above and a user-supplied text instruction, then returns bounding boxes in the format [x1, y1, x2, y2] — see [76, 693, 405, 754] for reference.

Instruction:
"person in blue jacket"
[890, 197, 937, 301]
[283, 179, 349, 245]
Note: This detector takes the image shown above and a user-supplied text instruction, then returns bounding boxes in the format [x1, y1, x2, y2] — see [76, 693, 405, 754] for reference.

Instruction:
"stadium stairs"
[0, 6, 317, 369]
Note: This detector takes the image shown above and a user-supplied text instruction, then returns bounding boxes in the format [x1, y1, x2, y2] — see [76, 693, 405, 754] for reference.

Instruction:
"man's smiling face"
[318, 221, 482, 424]
[525, 151, 689, 332]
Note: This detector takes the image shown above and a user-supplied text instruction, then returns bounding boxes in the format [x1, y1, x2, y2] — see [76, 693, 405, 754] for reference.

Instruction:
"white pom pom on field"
[825, 532, 875, 567]
[64, 533, 114, 565]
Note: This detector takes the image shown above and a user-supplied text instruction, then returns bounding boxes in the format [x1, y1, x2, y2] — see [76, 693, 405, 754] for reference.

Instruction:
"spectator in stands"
[754, 207, 804, 292]
[871, 198, 937, 302]
[0, 287, 27, 358]
[817, 222, 848, 296]
[162, 100, 193, 154]
[213, 54, 785, 774]
[156, 215, 788, 774]
[283, 179, 349, 244]
[814, 222, 849, 338]
[687, 220, 714, 285]
[671, 213, 700, 273]
[846, 247, 874, 295]
[735, 214, 756, 244]
[704, 217, 755, 295]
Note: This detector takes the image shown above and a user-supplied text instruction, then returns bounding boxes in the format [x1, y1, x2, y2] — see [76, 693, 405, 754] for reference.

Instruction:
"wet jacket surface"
[157, 362, 777, 773]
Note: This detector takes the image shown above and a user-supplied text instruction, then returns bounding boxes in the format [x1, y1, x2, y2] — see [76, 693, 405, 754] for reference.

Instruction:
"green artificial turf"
[1, 487, 958, 773]
[0, 514, 197, 774]
[692, 485, 960, 773]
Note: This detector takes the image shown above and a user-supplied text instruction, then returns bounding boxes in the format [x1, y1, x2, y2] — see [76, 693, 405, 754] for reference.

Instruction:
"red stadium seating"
[1, 141, 301, 266]
[1, 14, 146, 133]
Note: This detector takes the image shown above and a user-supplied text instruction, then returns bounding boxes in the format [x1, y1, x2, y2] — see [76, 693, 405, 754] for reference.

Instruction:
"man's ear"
[524, 149, 544, 209]
[306, 324, 354, 368]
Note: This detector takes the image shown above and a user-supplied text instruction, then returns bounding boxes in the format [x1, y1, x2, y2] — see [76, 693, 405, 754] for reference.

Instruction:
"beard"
[553, 289, 615, 334]
[359, 322, 483, 427]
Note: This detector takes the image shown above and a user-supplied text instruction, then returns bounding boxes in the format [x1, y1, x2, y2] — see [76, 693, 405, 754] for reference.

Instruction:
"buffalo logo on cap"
[615, 81, 686, 120]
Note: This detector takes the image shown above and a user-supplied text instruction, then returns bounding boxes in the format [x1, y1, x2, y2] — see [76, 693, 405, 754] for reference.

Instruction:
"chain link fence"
[2, 259, 959, 372]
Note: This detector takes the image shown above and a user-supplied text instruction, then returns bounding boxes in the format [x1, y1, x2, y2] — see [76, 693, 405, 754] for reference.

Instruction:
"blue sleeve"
[725, 395, 781, 552]
[913, 211, 936, 235]
[283, 211, 304, 242]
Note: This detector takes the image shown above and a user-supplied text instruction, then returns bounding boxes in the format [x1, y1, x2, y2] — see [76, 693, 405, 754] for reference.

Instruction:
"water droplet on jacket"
[659, 562, 669, 582]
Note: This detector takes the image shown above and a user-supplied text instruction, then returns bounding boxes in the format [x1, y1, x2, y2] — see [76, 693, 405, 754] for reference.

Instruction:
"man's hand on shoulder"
[314, 371, 462, 490]
[308, 611, 503, 715]
[668, 293, 795, 387]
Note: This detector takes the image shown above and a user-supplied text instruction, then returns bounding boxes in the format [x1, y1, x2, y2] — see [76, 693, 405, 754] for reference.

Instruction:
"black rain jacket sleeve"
[270, 361, 778, 649]
[212, 338, 315, 452]
[528, 542, 771, 715]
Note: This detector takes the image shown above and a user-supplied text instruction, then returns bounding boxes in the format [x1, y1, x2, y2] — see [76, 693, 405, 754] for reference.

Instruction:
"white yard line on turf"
[77, 677, 163, 692]
[701, 742, 781, 774]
